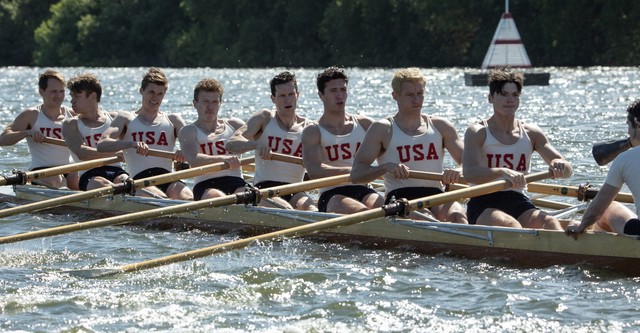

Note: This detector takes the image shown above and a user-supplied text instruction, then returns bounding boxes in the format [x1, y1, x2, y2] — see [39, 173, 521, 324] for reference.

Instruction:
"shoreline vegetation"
[1, 0, 639, 68]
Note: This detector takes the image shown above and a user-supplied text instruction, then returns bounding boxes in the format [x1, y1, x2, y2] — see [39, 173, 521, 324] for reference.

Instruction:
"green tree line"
[1, 0, 639, 67]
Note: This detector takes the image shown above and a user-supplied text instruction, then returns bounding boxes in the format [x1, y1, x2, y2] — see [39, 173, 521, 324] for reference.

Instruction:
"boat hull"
[2, 185, 639, 276]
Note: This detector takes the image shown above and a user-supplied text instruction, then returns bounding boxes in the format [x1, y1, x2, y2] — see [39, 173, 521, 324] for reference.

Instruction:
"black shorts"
[318, 185, 377, 213]
[133, 167, 184, 195]
[466, 190, 537, 225]
[78, 165, 128, 191]
[255, 181, 295, 202]
[384, 187, 444, 204]
[193, 176, 248, 201]
[30, 166, 72, 178]
[623, 218, 640, 235]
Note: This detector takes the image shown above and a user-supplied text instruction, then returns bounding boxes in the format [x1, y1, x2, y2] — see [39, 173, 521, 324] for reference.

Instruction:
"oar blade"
[65, 267, 123, 279]
[592, 138, 631, 166]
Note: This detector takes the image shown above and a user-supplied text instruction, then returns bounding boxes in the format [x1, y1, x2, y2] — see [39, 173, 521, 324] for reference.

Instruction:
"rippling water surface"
[1, 67, 639, 332]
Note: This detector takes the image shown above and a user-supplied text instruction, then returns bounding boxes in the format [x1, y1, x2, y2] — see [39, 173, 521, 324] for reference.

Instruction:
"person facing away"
[178, 78, 247, 201]
[62, 73, 129, 191]
[351, 68, 467, 223]
[301, 66, 384, 214]
[97, 67, 193, 200]
[462, 68, 572, 230]
[226, 71, 317, 211]
[0, 69, 79, 189]
[566, 99, 640, 238]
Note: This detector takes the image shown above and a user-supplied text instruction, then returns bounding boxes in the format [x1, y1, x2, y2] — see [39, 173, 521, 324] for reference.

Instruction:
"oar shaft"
[0, 156, 123, 186]
[0, 158, 254, 219]
[0, 174, 350, 244]
[527, 183, 634, 203]
[113, 170, 552, 275]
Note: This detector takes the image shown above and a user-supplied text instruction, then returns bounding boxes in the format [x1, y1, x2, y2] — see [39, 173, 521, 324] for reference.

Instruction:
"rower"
[566, 99, 640, 237]
[62, 73, 129, 191]
[462, 67, 572, 230]
[301, 66, 384, 214]
[351, 68, 467, 223]
[226, 71, 317, 211]
[97, 67, 193, 200]
[0, 69, 79, 190]
[178, 78, 247, 201]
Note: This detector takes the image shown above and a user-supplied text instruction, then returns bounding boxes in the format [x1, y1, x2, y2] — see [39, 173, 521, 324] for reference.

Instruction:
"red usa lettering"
[131, 131, 169, 146]
[267, 136, 299, 155]
[396, 143, 440, 163]
[84, 133, 102, 147]
[39, 127, 63, 139]
[324, 142, 361, 162]
[486, 153, 528, 171]
[199, 140, 228, 155]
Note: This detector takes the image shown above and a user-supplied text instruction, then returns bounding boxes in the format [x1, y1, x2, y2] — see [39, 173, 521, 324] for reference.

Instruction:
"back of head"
[67, 73, 102, 102]
[316, 66, 348, 94]
[270, 71, 298, 96]
[141, 67, 169, 90]
[391, 67, 426, 94]
[488, 67, 524, 96]
[626, 99, 640, 126]
[38, 69, 65, 91]
[193, 78, 224, 102]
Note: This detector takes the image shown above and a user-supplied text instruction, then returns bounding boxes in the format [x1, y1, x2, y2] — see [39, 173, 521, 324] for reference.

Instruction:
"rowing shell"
[1, 185, 639, 276]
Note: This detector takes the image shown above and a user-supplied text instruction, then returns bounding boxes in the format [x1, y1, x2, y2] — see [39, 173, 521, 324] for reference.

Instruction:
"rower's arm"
[97, 113, 134, 152]
[178, 124, 240, 167]
[462, 123, 508, 183]
[351, 121, 391, 184]
[434, 117, 464, 165]
[527, 123, 573, 179]
[0, 109, 37, 146]
[226, 110, 269, 154]
[302, 125, 351, 179]
[62, 118, 115, 160]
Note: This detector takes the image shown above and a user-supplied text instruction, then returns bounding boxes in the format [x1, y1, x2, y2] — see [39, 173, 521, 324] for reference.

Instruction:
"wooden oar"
[0, 157, 255, 219]
[527, 183, 633, 203]
[0, 156, 123, 186]
[0, 173, 350, 244]
[67, 170, 552, 278]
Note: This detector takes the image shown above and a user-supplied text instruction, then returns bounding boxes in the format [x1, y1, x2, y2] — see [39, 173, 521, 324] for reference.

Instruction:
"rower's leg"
[518, 208, 562, 230]
[598, 201, 636, 234]
[476, 208, 523, 228]
[290, 192, 318, 211]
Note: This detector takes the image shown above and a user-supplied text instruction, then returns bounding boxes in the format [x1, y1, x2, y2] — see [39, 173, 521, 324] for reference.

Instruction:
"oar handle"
[270, 152, 303, 165]
[42, 137, 177, 160]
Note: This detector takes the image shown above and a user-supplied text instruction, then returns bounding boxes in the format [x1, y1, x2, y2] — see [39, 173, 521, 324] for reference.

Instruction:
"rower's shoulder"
[226, 117, 245, 130]
[353, 114, 375, 129]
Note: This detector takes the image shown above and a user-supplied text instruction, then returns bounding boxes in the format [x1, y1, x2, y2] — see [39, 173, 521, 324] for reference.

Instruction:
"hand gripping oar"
[527, 183, 633, 203]
[592, 138, 632, 166]
[0, 173, 350, 244]
[0, 157, 255, 219]
[67, 170, 552, 278]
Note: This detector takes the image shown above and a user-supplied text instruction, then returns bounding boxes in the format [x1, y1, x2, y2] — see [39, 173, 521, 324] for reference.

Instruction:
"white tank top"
[26, 105, 74, 169]
[378, 116, 444, 192]
[481, 120, 533, 192]
[317, 115, 366, 193]
[192, 120, 242, 184]
[73, 111, 122, 176]
[253, 112, 311, 184]
[122, 112, 175, 177]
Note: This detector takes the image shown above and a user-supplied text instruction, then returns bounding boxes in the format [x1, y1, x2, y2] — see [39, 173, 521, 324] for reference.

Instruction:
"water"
[1, 67, 639, 332]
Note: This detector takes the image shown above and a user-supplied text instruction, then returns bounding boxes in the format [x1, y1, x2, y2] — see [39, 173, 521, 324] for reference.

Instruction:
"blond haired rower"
[351, 68, 466, 223]
[0, 69, 79, 189]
